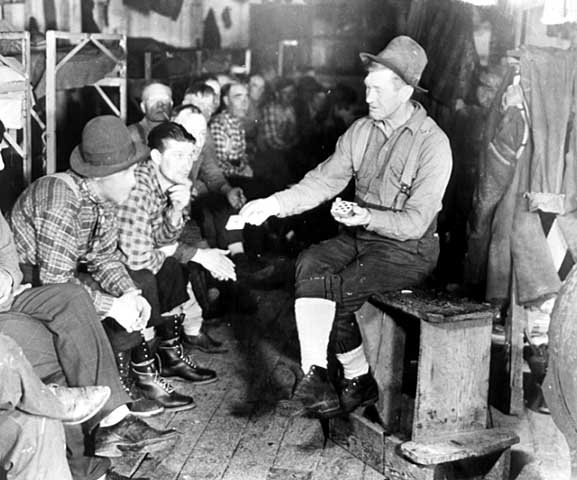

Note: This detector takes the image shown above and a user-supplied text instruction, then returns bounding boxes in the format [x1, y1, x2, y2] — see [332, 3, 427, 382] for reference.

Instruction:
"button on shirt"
[10, 172, 136, 315]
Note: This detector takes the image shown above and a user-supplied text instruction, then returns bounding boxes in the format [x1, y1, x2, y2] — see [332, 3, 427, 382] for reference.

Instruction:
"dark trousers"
[103, 257, 189, 352]
[191, 192, 243, 250]
[295, 230, 439, 353]
[1, 284, 131, 480]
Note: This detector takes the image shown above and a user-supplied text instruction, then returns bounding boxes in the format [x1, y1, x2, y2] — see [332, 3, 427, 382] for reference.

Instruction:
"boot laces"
[153, 372, 175, 394]
[177, 345, 198, 369]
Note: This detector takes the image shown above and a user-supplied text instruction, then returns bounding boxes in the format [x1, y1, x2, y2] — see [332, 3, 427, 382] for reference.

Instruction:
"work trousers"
[1, 284, 132, 480]
[0, 335, 72, 480]
[103, 257, 189, 352]
[295, 229, 439, 353]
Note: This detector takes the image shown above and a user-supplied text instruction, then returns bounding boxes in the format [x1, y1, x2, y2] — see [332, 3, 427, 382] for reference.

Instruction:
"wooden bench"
[329, 289, 519, 479]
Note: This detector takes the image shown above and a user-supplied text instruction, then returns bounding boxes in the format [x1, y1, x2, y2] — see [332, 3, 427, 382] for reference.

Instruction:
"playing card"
[225, 215, 246, 230]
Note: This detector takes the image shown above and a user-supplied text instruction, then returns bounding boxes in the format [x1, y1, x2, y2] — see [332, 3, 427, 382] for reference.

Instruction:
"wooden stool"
[329, 289, 519, 479]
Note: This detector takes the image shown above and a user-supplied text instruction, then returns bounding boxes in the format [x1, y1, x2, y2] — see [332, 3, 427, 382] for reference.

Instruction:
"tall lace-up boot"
[131, 338, 195, 412]
[114, 350, 164, 417]
[156, 314, 218, 384]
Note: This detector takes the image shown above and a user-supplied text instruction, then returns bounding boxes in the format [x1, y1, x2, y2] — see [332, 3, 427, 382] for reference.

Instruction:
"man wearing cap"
[240, 36, 453, 417]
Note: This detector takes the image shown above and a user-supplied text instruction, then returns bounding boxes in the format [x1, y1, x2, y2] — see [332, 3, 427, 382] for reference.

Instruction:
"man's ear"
[150, 149, 162, 166]
[140, 101, 146, 114]
[399, 85, 414, 103]
[223, 95, 230, 108]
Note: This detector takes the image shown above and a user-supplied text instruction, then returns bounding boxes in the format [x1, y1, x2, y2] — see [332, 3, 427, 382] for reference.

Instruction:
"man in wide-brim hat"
[9, 115, 183, 479]
[240, 36, 453, 418]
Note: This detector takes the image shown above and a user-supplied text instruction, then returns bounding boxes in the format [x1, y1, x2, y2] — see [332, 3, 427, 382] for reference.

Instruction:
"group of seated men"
[1, 35, 453, 480]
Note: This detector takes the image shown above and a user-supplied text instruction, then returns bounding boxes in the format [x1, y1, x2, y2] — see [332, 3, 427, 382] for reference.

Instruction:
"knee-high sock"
[295, 297, 335, 373]
[336, 344, 369, 379]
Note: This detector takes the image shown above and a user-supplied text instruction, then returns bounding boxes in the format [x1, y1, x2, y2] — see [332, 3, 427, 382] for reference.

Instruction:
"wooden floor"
[111, 279, 572, 480]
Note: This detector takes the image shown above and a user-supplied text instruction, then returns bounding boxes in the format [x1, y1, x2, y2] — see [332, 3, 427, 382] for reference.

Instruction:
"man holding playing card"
[239, 36, 453, 418]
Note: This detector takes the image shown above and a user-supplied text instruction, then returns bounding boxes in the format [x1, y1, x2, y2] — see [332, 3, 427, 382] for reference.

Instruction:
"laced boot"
[156, 314, 218, 384]
[278, 365, 340, 418]
[131, 339, 195, 412]
[338, 371, 379, 415]
[114, 350, 164, 417]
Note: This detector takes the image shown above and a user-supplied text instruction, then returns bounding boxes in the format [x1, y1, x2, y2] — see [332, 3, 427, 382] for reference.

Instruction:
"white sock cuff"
[228, 242, 244, 256]
[141, 327, 155, 342]
[337, 344, 369, 379]
[295, 297, 336, 372]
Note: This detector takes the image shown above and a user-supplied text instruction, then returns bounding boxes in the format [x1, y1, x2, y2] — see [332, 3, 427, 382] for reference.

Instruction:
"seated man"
[116, 121, 221, 384]
[9, 116, 195, 414]
[128, 82, 173, 148]
[0, 334, 107, 480]
[0, 120, 173, 480]
[240, 36, 453, 418]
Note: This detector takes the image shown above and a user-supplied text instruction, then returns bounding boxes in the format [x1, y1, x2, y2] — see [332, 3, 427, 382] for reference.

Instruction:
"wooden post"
[45, 30, 56, 175]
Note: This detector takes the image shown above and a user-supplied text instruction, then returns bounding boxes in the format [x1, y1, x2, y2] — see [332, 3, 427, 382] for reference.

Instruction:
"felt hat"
[70, 116, 146, 178]
[360, 36, 428, 92]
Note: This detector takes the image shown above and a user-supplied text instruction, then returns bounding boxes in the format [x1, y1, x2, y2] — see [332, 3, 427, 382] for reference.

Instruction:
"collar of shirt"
[372, 101, 424, 138]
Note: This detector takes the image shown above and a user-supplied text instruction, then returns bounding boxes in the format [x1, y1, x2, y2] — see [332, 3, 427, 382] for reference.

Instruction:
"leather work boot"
[114, 350, 164, 417]
[94, 415, 178, 458]
[278, 365, 340, 418]
[48, 384, 110, 425]
[181, 331, 228, 354]
[157, 339, 218, 384]
[132, 358, 196, 412]
[338, 372, 379, 415]
[156, 314, 218, 384]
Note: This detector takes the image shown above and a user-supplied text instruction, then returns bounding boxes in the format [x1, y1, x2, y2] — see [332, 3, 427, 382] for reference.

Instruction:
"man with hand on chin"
[117, 122, 221, 411]
[239, 36, 452, 419]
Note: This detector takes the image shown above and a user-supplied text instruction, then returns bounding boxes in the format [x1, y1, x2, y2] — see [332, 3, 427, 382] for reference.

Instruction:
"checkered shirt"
[117, 161, 185, 275]
[209, 110, 249, 177]
[259, 102, 298, 151]
[10, 171, 136, 315]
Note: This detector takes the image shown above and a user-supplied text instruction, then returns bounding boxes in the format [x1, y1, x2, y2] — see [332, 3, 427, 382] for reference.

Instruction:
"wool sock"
[295, 297, 335, 373]
[228, 242, 244, 256]
[337, 344, 369, 379]
[141, 326, 155, 342]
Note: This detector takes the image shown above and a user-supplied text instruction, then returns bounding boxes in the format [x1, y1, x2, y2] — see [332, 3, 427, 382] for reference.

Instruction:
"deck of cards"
[331, 199, 356, 218]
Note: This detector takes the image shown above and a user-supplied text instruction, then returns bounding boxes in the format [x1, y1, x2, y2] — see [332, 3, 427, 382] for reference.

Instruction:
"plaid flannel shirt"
[209, 110, 249, 177]
[9, 171, 136, 315]
[117, 161, 185, 275]
[259, 102, 298, 151]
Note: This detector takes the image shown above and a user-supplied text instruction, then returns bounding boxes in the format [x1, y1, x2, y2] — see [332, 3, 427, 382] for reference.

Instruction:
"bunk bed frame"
[45, 30, 127, 174]
[0, 31, 35, 184]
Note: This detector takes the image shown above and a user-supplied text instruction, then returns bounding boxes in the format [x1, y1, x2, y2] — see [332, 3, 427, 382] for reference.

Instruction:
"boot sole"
[164, 402, 197, 412]
[95, 433, 178, 458]
[128, 406, 165, 418]
[165, 375, 219, 386]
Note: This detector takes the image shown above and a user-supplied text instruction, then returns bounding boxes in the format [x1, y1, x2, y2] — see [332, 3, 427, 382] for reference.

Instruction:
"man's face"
[142, 84, 173, 122]
[249, 75, 265, 102]
[175, 113, 207, 151]
[226, 84, 249, 119]
[154, 139, 197, 185]
[364, 69, 405, 121]
[99, 164, 137, 205]
[183, 93, 216, 122]
[205, 79, 222, 112]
